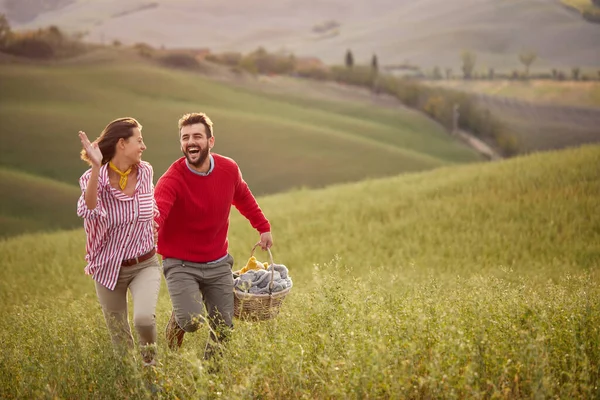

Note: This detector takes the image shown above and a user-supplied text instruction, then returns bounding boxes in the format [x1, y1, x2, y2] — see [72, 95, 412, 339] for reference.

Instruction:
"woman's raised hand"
[79, 131, 102, 168]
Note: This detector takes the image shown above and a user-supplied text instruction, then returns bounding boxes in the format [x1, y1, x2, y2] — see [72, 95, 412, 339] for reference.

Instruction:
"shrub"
[5, 36, 54, 58]
[205, 52, 242, 67]
[496, 133, 519, 156]
[461, 50, 476, 79]
[296, 65, 331, 80]
[239, 48, 296, 75]
[3, 25, 86, 58]
[158, 53, 200, 69]
[133, 42, 153, 58]
[423, 94, 447, 121]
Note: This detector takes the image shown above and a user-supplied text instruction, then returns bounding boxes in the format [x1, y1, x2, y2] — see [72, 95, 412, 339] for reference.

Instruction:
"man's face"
[180, 123, 214, 167]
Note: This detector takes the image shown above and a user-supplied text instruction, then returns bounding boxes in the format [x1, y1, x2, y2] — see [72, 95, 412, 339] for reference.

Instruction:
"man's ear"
[209, 136, 215, 149]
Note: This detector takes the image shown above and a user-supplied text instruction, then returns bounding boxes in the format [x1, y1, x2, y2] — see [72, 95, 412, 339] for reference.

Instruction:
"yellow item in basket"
[239, 256, 266, 274]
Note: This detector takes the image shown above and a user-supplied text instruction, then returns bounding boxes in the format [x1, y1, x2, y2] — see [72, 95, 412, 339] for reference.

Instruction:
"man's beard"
[184, 146, 210, 167]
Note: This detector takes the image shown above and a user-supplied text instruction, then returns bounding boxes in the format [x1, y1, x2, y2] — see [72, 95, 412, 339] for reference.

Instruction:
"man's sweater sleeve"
[154, 174, 177, 228]
[232, 166, 271, 234]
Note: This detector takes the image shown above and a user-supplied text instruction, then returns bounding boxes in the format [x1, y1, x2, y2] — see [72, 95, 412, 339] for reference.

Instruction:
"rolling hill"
[0, 168, 82, 238]
[3, 0, 600, 70]
[0, 53, 482, 237]
[422, 78, 600, 153]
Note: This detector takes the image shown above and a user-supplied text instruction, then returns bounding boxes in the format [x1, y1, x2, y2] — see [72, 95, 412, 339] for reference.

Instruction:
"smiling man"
[154, 112, 273, 358]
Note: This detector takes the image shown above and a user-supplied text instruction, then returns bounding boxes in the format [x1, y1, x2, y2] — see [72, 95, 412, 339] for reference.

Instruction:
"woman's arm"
[83, 165, 100, 210]
[79, 131, 103, 210]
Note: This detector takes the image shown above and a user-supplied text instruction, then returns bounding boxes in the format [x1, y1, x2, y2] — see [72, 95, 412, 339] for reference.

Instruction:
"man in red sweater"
[154, 112, 273, 357]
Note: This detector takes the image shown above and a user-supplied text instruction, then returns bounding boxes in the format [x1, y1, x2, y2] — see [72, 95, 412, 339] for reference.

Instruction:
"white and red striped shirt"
[77, 161, 158, 290]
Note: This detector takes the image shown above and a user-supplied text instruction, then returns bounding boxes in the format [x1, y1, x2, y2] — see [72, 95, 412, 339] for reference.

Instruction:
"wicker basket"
[233, 243, 292, 321]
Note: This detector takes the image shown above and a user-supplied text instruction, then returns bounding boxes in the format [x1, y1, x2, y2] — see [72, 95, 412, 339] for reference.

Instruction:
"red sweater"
[154, 154, 270, 263]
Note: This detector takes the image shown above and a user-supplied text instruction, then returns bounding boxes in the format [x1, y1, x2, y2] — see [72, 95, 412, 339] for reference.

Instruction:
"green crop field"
[1, 144, 598, 399]
[0, 168, 82, 237]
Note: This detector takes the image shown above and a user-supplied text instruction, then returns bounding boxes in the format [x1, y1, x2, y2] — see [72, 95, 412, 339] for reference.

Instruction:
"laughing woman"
[77, 117, 161, 366]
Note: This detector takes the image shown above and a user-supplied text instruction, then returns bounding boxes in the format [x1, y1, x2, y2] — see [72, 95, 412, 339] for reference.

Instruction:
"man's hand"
[259, 232, 273, 250]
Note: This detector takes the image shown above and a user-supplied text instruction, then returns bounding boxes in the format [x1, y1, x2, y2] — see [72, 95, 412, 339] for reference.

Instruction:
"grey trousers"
[163, 255, 235, 339]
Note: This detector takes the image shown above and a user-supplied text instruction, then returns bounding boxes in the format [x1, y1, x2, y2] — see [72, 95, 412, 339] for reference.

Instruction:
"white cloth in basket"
[234, 264, 292, 294]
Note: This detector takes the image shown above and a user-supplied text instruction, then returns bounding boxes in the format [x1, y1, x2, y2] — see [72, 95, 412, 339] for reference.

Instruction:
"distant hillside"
[0, 54, 482, 237]
[0, 0, 75, 24]
[0, 57, 480, 190]
[422, 79, 600, 153]
[5, 0, 600, 69]
[0, 168, 81, 238]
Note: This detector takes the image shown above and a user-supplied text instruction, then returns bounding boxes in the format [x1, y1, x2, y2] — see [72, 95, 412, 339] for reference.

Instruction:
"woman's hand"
[79, 131, 102, 168]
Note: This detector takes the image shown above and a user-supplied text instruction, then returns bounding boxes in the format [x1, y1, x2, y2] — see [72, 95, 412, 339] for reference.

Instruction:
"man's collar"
[185, 154, 214, 176]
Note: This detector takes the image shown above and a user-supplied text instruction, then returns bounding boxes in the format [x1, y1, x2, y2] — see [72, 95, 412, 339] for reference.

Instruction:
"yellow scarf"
[109, 161, 132, 190]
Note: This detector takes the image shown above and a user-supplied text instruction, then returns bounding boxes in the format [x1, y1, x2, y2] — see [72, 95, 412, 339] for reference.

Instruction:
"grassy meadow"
[0, 56, 482, 238]
[1, 144, 598, 399]
[0, 168, 82, 237]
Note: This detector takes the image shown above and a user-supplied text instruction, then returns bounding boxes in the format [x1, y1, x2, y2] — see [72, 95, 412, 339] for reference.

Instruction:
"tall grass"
[1, 145, 599, 398]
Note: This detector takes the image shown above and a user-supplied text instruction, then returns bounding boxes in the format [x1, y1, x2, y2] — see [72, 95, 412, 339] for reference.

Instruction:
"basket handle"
[251, 242, 276, 292]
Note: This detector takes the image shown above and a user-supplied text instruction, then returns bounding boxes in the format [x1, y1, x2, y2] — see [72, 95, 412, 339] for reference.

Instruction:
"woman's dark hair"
[80, 117, 142, 166]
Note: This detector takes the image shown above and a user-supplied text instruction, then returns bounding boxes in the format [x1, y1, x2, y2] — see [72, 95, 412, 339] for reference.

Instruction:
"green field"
[422, 78, 600, 154]
[0, 57, 482, 237]
[435, 80, 600, 107]
[1, 145, 598, 399]
[0, 168, 82, 237]
[427, 79, 600, 108]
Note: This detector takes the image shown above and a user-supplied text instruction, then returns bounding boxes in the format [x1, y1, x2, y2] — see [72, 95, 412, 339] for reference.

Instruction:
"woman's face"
[122, 127, 146, 163]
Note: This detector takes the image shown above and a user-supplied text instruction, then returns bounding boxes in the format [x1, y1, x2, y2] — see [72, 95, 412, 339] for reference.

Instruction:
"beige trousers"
[95, 255, 161, 357]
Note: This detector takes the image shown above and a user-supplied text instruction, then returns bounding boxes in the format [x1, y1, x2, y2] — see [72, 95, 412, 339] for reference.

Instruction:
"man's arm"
[154, 175, 178, 229]
[232, 166, 272, 249]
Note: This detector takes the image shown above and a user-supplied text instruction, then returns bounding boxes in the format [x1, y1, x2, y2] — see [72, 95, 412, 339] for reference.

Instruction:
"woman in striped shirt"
[77, 117, 161, 367]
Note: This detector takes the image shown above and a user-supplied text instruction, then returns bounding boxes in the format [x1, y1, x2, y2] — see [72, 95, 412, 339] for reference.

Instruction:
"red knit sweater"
[154, 154, 270, 263]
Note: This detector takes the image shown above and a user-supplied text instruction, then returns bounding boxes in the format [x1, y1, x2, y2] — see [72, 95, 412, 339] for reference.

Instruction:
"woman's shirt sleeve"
[76, 169, 107, 220]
